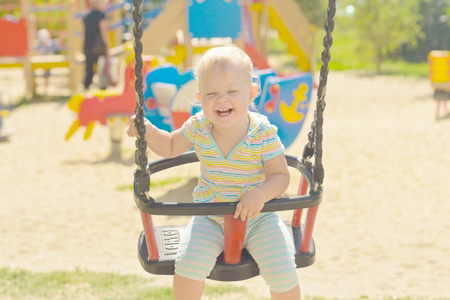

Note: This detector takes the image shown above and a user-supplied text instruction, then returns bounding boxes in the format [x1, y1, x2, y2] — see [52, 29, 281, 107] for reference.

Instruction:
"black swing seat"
[137, 223, 316, 281]
[134, 151, 322, 281]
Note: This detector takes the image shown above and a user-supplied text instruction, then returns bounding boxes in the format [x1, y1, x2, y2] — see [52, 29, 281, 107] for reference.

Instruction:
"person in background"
[82, 0, 109, 90]
[36, 29, 55, 95]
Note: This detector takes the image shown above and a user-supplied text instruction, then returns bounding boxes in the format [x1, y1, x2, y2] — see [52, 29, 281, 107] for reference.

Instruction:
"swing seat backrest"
[134, 151, 322, 281]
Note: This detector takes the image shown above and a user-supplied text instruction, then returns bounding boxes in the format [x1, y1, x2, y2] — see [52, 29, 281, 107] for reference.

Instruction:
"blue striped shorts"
[174, 212, 299, 293]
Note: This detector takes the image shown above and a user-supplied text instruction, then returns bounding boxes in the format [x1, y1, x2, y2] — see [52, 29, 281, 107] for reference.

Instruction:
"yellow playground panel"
[428, 50, 450, 91]
[428, 50, 450, 119]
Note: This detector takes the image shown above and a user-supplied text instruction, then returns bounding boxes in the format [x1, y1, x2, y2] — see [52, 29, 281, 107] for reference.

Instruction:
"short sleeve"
[261, 124, 285, 161]
[181, 113, 200, 143]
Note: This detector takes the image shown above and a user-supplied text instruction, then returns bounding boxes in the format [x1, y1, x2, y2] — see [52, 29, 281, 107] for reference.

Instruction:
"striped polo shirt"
[182, 111, 285, 209]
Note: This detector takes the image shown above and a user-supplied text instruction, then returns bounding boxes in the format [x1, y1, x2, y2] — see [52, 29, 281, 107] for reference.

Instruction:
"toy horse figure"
[65, 56, 154, 140]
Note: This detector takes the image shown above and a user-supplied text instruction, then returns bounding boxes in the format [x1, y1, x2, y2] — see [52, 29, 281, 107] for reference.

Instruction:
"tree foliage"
[293, 0, 450, 72]
[294, 0, 328, 27]
[402, 0, 450, 61]
[351, 0, 423, 73]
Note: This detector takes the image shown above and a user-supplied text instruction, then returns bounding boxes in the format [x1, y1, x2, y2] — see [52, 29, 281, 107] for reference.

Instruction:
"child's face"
[197, 63, 258, 131]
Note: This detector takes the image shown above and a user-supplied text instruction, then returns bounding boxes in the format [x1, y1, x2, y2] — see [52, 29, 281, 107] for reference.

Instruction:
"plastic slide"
[140, 0, 186, 55]
[267, 0, 315, 72]
[244, 41, 271, 70]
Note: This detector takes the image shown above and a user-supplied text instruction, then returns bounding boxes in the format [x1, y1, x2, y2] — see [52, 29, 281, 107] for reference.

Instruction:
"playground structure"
[65, 0, 316, 153]
[0, 0, 79, 99]
[140, 0, 315, 71]
[428, 50, 450, 119]
[0, 0, 133, 100]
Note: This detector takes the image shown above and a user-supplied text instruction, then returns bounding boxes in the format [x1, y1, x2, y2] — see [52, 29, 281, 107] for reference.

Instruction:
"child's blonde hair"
[194, 45, 256, 88]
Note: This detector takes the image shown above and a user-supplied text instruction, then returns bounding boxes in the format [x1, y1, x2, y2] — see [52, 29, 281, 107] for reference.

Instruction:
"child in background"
[36, 29, 55, 95]
[127, 46, 301, 300]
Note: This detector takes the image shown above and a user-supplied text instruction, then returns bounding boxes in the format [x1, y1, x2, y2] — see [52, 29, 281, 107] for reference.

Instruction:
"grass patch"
[268, 29, 430, 78]
[378, 60, 429, 78]
[0, 268, 155, 299]
[203, 284, 253, 299]
[1, 268, 446, 299]
[0, 268, 255, 300]
[117, 175, 184, 191]
[319, 25, 430, 78]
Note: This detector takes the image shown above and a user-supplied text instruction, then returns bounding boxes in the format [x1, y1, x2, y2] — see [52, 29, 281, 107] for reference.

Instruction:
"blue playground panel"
[258, 73, 313, 148]
[188, 0, 242, 39]
[144, 65, 195, 131]
[253, 68, 277, 109]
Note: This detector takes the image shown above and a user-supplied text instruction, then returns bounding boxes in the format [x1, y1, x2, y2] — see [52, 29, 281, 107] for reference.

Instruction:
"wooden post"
[260, 0, 268, 58]
[21, 0, 34, 101]
[182, 18, 192, 67]
[74, 0, 87, 94]
[67, 0, 78, 94]
[110, 0, 122, 47]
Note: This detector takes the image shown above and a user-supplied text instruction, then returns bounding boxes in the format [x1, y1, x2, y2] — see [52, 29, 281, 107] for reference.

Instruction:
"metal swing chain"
[132, 0, 150, 197]
[302, 0, 336, 192]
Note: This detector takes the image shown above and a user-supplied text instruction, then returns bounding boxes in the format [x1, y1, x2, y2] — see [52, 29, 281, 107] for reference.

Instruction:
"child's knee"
[175, 255, 216, 281]
[264, 268, 299, 293]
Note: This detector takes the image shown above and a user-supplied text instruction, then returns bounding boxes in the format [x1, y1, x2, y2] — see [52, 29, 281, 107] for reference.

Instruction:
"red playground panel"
[0, 18, 28, 56]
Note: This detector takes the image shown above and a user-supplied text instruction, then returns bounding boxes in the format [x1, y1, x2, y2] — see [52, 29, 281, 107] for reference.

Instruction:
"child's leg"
[270, 284, 301, 300]
[245, 213, 300, 299]
[173, 273, 205, 300]
[84, 54, 96, 90]
[174, 216, 224, 298]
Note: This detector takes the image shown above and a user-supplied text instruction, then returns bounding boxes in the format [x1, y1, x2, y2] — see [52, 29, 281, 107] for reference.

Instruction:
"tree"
[351, 0, 423, 73]
[403, 0, 450, 61]
[294, 0, 328, 27]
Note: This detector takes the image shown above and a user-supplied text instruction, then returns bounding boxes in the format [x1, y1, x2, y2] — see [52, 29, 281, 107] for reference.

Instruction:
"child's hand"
[127, 115, 151, 138]
[234, 189, 267, 221]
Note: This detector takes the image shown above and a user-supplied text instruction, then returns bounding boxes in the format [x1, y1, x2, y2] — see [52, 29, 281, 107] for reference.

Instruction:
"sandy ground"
[1, 69, 450, 299]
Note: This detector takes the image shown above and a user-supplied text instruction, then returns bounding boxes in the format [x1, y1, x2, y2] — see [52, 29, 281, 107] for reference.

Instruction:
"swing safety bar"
[133, 151, 322, 216]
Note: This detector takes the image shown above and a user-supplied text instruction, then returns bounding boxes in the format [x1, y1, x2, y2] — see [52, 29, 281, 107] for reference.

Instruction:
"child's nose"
[217, 93, 229, 103]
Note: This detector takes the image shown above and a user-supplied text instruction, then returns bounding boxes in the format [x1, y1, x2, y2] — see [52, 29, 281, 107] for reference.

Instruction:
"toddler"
[127, 46, 300, 300]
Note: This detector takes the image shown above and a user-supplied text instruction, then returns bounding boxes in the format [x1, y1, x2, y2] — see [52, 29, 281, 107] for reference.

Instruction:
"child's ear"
[249, 84, 259, 103]
[196, 92, 202, 104]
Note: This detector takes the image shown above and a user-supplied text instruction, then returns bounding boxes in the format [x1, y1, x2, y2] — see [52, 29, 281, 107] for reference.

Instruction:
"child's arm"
[234, 153, 290, 221]
[127, 115, 193, 158]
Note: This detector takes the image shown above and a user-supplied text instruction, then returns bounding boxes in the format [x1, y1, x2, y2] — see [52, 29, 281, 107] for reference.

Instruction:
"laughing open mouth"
[217, 108, 233, 116]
